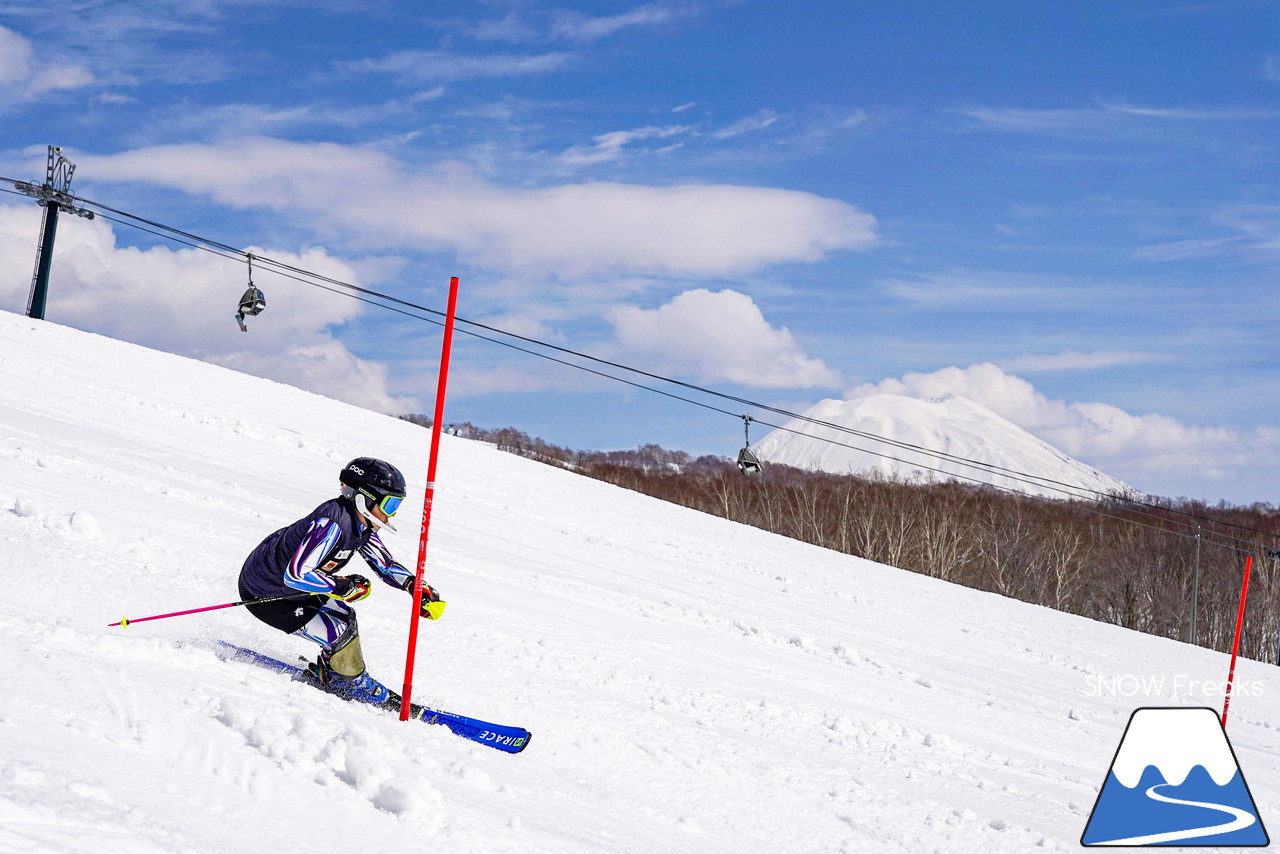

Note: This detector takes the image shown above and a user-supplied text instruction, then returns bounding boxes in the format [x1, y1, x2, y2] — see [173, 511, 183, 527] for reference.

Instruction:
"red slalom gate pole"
[400, 276, 460, 720]
[1222, 555, 1254, 728]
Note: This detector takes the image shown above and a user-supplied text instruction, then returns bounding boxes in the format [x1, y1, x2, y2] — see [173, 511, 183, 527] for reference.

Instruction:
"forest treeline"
[403, 417, 1280, 662]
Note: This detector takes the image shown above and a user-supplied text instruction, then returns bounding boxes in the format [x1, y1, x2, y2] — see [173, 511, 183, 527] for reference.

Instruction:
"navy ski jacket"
[238, 497, 413, 599]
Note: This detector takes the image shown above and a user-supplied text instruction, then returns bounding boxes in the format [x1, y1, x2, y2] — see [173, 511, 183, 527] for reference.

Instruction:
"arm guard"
[360, 531, 415, 590]
[284, 518, 342, 594]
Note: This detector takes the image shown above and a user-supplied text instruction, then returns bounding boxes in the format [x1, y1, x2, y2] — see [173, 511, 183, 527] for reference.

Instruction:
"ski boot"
[303, 656, 391, 703]
[303, 639, 392, 705]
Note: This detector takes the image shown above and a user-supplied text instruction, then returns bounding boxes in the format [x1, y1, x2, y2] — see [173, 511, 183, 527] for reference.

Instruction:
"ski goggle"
[364, 492, 404, 517]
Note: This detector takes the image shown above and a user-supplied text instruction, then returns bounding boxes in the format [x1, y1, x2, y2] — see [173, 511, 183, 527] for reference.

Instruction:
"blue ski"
[217, 641, 531, 754]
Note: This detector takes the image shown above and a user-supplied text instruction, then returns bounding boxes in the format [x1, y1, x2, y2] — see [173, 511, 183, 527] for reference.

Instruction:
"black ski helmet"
[339, 457, 406, 521]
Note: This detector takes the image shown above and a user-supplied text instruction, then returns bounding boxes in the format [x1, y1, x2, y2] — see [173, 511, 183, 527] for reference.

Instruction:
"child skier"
[237, 457, 444, 703]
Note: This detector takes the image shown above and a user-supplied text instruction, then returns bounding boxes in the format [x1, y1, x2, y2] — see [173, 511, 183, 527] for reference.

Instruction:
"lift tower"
[12, 146, 95, 320]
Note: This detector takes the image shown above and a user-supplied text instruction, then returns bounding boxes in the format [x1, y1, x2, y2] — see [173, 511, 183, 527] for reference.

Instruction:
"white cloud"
[834, 109, 869, 129]
[851, 364, 1056, 426]
[878, 271, 1105, 307]
[608, 288, 842, 388]
[997, 350, 1168, 372]
[1132, 203, 1280, 262]
[213, 341, 408, 413]
[1266, 55, 1280, 82]
[847, 363, 1280, 496]
[470, 310, 565, 343]
[550, 3, 690, 41]
[447, 358, 612, 397]
[0, 204, 415, 414]
[459, 12, 544, 43]
[29, 64, 95, 93]
[711, 110, 780, 140]
[1099, 100, 1279, 121]
[1130, 236, 1244, 262]
[128, 93, 455, 140]
[409, 86, 447, 103]
[439, 3, 691, 44]
[952, 106, 1102, 135]
[561, 125, 691, 165]
[1213, 203, 1280, 251]
[953, 100, 1279, 142]
[94, 92, 135, 106]
[0, 26, 34, 85]
[79, 137, 880, 279]
[0, 25, 94, 99]
[339, 49, 573, 83]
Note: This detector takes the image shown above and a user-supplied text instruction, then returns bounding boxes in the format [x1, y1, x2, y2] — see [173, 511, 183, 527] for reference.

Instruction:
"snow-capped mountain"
[752, 393, 1134, 500]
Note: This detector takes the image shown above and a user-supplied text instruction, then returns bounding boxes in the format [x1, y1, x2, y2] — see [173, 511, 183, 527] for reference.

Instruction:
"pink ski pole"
[109, 591, 315, 628]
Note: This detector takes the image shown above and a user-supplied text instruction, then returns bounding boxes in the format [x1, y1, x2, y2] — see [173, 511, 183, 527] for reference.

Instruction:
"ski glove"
[418, 584, 446, 621]
[330, 574, 372, 602]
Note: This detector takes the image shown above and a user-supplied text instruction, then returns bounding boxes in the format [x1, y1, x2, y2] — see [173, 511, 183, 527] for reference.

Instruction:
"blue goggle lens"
[379, 494, 404, 516]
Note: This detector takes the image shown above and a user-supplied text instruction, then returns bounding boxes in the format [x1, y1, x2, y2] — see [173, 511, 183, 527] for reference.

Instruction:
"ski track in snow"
[1, 311, 1278, 853]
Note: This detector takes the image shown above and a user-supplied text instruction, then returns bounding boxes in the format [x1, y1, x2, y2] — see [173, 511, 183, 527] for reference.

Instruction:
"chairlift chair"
[736, 415, 764, 476]
[235, 254, 266, 332]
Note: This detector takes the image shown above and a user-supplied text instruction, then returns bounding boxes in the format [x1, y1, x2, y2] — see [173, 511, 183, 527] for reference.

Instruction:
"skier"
[237, 457, 444, 703]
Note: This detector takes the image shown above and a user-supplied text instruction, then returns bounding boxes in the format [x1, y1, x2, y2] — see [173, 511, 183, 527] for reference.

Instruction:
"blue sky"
[0, 1, 1278, 503]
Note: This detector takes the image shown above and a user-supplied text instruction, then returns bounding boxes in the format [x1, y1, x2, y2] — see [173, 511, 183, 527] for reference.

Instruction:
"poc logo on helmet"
[349, 465, 365, 475]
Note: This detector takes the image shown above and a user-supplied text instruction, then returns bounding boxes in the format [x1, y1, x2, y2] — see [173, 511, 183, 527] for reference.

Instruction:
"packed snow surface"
[0, 310, 1276, 853]
[752, 394, 1134, 500]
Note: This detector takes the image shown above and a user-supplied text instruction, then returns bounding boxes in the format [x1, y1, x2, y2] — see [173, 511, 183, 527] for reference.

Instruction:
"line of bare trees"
[405, 418, 1280, 662]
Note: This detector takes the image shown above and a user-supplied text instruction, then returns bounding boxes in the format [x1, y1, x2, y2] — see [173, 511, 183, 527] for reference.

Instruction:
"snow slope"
[752, 394, 1133, 500]
[0, 310, 1275, 853]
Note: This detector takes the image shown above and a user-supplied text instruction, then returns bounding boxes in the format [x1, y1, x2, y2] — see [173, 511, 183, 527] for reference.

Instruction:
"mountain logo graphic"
[1082, 707, 1269, 847]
